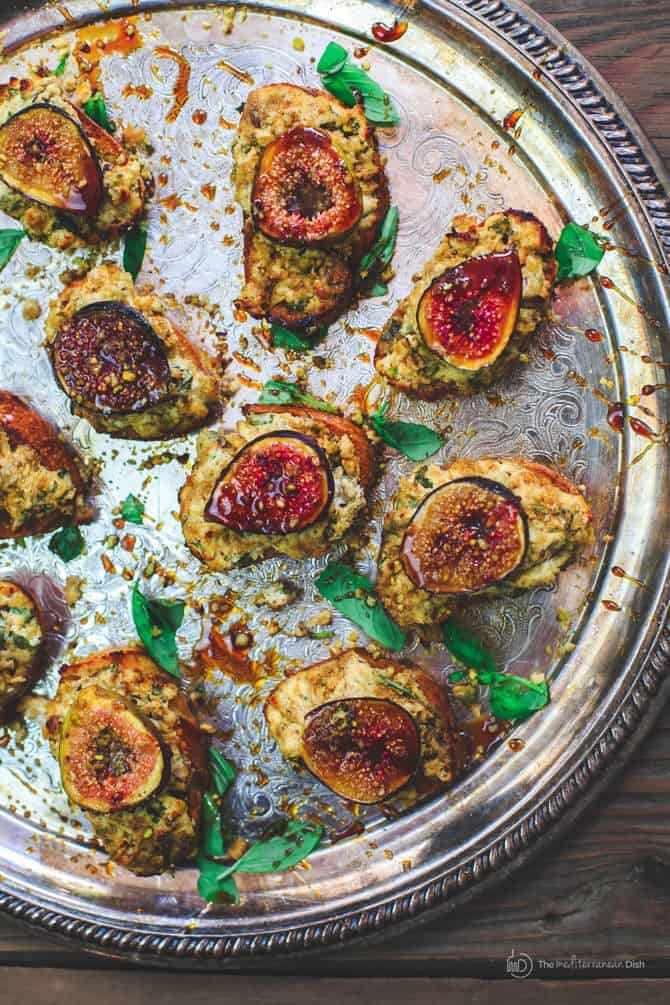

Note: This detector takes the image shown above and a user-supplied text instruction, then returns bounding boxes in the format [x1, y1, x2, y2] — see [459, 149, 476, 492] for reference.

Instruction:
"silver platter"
[0, 0, 669, 967]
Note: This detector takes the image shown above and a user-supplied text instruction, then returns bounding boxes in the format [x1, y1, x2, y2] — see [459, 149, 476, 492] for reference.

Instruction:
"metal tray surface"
[0, 0, 669, 966]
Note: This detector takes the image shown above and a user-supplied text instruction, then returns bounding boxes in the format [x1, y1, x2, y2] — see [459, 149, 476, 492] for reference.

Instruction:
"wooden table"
[2, 1, 670, 1001]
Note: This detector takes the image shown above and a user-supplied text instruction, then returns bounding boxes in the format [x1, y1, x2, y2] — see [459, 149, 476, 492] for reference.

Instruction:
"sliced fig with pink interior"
[59, 685, 166, 812]
[252, 126, 362, 246]
[0, 103, 102, 217]
[401, 477, 528, 594]
[52, 301, 171, 414]
[302, 697, 420, 804]
[206, 432, 334, 535]
[417, 251, 522, 370]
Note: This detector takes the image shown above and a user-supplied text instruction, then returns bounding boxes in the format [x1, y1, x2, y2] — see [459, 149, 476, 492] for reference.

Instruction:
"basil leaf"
[120, 492, 144, 524]
[48, 525, 85, 562]
[52, 52, 68, 75]
[200, 750, 236, 860]
[316, 562, 406, 652]
[316, 41, 348, 75]
[488, 674, 549, 721]
[0, 229, 25, 272]
[210, 748, 235, 797]
[196, 855, 240, 904]
[83, 92, 111, 132]
[270, 323, 326, 351]
[369, 411, 443, 461]
[131, 581, 185, 677]
[555, 222, 606, 282]
[234, 819, 323, 874]
[359, 206, 399, 276]
[123, 222, 148, 281]
[258, 379, 338, 413]
[369, 281, 388, 297]
[443, 620, 497, 676]
[317, 43, 399, 126]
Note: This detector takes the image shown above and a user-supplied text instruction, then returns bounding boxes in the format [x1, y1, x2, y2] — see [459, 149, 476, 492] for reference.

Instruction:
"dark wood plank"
[1, 971, 670, 1004]
[527, 0, 670, 163]
[1, 0, 670, 979]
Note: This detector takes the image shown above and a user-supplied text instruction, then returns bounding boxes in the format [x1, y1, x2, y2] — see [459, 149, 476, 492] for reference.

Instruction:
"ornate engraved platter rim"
[0, 0, 669, 966]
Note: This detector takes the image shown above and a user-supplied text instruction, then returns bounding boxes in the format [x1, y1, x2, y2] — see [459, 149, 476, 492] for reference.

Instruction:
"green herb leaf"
[53, 52, 68, 76]
[359, 206, 399, 277]
[131, 581, 185, 677]
[377, 674, 419, 703]
[196, 855, 240, 903]
[269, 323, 326, 351]
[123, 222, 148, 281]
[317, 45, 399, 126]
[368, 408, 443, 461]
[120, 493, 145, 524]
[200, 750, 236, 860]
[0, 229, 25, 272]
[555, 222, 607, 282]
[82, 92, 111, 132]
[316, 562, 406, 652]
[369, 281, 388, 297]
[316, 41, 348, 75]
[48, 525, 85, 562]
[444, 620, 497, 676]
[488, 674, 549, 721]
[209, 748, 236, 798]
[258, 379, 338, 413]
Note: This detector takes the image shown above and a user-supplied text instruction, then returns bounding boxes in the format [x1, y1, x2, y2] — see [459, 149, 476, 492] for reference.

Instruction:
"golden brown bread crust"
[243, 404, 377, 491]
[264, 647, 459, 795]
[375, 209, 557, 399]
[45, 647, 209, 876]
[233, 83, 390, 329]
[0, 391, 92, 539]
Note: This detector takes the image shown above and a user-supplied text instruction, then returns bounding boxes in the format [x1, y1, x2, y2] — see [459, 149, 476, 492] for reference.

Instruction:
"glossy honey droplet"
[371, 20, 408, 43]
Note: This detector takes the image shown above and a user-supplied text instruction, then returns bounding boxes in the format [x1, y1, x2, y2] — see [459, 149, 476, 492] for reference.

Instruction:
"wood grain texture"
[1, 0, 670, 988]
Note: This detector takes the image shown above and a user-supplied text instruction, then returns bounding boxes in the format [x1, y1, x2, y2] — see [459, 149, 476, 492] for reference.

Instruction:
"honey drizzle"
[154, 46, 191, 122]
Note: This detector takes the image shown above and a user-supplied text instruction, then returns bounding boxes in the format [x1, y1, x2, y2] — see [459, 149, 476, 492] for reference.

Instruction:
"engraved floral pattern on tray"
[0, 11, 616, 856]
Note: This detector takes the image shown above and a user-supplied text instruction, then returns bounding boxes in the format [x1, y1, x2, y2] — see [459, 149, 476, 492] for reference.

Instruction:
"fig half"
[0, 103, 102, 217]
[251, 126, 362, 246]
[52, 301, 172, 415]
[206, 431, 334, 535]
[302, 697, 420, 804]
[401, 477, 528, 594]
[59, 685, 166, 813]
[417, 251, 522, 370]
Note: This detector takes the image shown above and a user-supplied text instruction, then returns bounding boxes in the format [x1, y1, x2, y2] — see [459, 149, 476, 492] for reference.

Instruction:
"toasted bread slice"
[265, 647, 459, 794]
[377, 456, 594, 629]
[45, 264, 220, 440]
[0, 391, 91, 540]
[233, 83, 390, 329]
[375, 210, 556, 398]
[44, 646, 208, 876]
[180, 403, 377, 571]
[0, 76, 151, 250]
[0, 579, 46, 716]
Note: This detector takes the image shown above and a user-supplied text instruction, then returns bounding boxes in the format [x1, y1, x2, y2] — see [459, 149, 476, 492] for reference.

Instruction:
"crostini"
[0, 75, 151, 250]
[0, 580, 46, 716]
[232, 83, 390, 330]
[377, 457, 593, 629]
[0, 391, 91, 539]
[45, 264, 220, 439]
[180, 402, 377, 571]
[44, 646, 209, 876]
[375, 210, 556, 398]
[265, 648, 459, 803]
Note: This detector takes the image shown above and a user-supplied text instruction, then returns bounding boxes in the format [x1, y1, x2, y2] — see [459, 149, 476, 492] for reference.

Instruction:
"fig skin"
[59, 685, 166, 813]
[206, 430, 335, 536]
[302, 697, 420, 804]
[401, 476, 528, 595]
[417, 250, 522, 371]
[0, 103, 102, 217]
[252, 126, 362, 247]
[52, 300, 172, 416]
